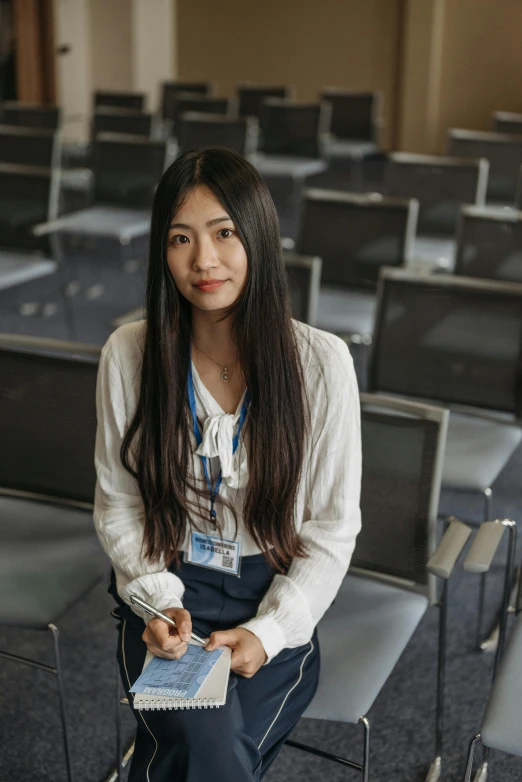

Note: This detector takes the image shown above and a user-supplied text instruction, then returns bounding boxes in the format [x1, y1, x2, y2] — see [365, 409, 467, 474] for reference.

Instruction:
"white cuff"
[119, 572, 185, 624]
[238, 615, 287, 664]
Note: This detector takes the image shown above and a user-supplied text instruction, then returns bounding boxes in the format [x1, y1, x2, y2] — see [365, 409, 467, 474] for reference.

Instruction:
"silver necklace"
[192, 341, 237, 383]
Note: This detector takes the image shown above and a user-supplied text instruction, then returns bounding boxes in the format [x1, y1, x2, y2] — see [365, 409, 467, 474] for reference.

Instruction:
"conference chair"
[320, 88, 381, 156]
[253, 100, 331, 240]
[385, 152, 489, 271]
[461, 518, 519, 782]
[176, 113, 259, 157]
[294, 188, 418, 346]
[516, 166, 522, 210]
[287, 393, 472, 782]
[0, 124, 60, 168]
[492, 111, 522, 136]
[111, 252, 322, 331]
[161, 80, 215, 123]
[447, 129, 522, 205]
[92, 107, 154, 138]
[237, 84, 294, 120]
[0, 101, 61, 130]
[174, 93, 236, 122]
[111, 393, 470, 782]
[0, 333, 108, 782]
[94, 90, 145, 112]
[369, 268, 522, 647]
[455, 205, 522, 282]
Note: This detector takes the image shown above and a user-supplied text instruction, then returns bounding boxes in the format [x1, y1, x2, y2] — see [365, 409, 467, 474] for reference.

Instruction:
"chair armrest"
[427, 519, 472, 579]
[464, 520, 508, 574]
[32, 218, 71, 237]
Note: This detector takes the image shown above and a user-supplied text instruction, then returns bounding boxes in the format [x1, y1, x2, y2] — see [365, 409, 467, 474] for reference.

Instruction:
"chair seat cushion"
[49, 206, 151, 241]
[442, 413, 522, 491]
[303, 574, 428, 724]
[317, 287, 376, 337]
[252, 154, 327, 178]
[482, 612, 522, 756]
[0, 496, 108, 629]
[411, 236, 456, 272]
[0, 251, 57, 291]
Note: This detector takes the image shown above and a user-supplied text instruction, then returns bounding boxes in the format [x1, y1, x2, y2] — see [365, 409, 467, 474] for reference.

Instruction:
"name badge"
[185, 532, 242, 576]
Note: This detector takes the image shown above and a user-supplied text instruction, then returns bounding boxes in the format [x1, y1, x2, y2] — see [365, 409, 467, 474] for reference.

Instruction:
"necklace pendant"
[221, 368, 230, 382]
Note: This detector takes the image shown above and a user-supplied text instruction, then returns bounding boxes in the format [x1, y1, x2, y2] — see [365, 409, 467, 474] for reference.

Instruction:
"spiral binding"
[135, 696, 220, 711]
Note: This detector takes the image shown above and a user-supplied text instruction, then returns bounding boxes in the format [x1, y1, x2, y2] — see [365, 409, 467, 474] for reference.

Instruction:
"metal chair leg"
[476, 489, 492, 650]
[115, 667, 123, 778]
[425, 576, 448, 782]
[463, 735, 482, 782]
[359, 716, 370, 782]
[48, 623, 75, 782]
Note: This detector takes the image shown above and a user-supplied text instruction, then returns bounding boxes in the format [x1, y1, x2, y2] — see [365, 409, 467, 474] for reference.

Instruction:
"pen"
[130, 594, 207, 645]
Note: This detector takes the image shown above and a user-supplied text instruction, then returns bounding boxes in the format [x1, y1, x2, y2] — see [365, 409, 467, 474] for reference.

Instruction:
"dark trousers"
[110, 554, 320, 781]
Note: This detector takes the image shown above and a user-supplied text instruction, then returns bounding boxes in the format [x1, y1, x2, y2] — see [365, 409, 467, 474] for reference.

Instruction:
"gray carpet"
[1, 235, 522, 781]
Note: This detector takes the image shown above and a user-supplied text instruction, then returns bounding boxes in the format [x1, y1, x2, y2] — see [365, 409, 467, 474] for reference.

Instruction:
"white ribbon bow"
[195, 412, 249, 489]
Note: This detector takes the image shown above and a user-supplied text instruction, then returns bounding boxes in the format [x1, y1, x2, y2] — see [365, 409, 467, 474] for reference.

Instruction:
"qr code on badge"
[222, 555, 234, 569]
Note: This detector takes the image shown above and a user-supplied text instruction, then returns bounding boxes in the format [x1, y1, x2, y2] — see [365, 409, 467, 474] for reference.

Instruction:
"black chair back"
[92, 108, 153, 138]
[284, 253, 322, 326]
[0, 164, 56, 254]
[161, 81, 214, 120]
[320, 89, 380, 142]
[176, 94, 232, 121]
[296, 189, 417, 289]
[0, 335, 100, 505]
[237, 85, 293, 119]
[176, 113, 259, 156]
[455, 206, 522, 282]
[386, 152, 488, 235]
[92, 133, 168, 209]
[94, 91, 145, 112]
[260, 100, 331, 159]
[0, 102, 60, 130]
[448, 129, 522, 204]
[0, 125, 58, 168]
[493, 112, 522, 136]
[370, 268, 522, 417]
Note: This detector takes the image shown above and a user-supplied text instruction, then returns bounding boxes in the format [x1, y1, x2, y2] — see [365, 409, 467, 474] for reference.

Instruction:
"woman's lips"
[194, 280, 226, 292]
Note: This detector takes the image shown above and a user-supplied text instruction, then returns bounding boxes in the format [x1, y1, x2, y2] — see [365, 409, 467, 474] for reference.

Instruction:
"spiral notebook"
[130, 642, 231, 710]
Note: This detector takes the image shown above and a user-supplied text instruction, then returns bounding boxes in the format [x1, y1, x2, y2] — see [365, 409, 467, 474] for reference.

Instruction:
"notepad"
[130, 642, 231, 710]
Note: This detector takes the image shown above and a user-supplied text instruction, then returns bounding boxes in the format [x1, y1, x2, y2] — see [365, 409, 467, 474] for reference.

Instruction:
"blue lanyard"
[187, 356, 250, 522]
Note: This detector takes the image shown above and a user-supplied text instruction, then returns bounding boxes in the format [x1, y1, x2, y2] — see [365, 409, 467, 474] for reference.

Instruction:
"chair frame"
[0, 333, 102, 782]
[319, 87, 383, 143]
[454, 204, 522, 279]
[237, 83, 295, 118]
[176, 112, 259, 157]
[492, 111, 522, 135]
[260, 98, 333, 160]
[283, 251, 322, 326]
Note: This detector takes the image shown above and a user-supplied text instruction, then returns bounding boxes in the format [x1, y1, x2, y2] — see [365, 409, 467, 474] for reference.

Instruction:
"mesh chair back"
[175, 94, 233, 121]
[0, 102, 60, 130]
[161, 81, 214, 120]
[284, 253, 322, 325]
[455, 206, 522, 282]
[320, 89, 380, 142]
[260, 100, 331, 159]
[353, 393, 447, 594]
[0, 164, 55, 254]
[0, 335, 100, 505]
[448, 129, 522, 204]
[92, 133, 167, 208]
[0, 125, 58, 168]
[176, 114, 259, 156]
[386, 152, 488, 236]
[94, 91, 145, 111]
[238, 85, 293, 118]
[92, 108, 153, 138]
[493, 112, 522, 136]
[296, 189, 417, 289]
[369, 268, 522, 416]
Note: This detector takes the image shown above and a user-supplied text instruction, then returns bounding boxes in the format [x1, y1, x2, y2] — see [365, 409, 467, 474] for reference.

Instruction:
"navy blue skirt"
[110, 553, 320, 781]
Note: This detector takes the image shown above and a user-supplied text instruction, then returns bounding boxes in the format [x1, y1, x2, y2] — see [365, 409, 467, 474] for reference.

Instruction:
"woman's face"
[166, 185, 248, 312]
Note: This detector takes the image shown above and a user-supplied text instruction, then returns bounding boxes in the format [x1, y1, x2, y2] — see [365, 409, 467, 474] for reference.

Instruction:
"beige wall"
[89, 0, 133, 92]
[177, 0, 402, 148]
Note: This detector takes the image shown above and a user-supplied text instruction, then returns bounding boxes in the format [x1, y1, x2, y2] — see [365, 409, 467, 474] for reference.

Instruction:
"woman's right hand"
[142, 606, 192, 660]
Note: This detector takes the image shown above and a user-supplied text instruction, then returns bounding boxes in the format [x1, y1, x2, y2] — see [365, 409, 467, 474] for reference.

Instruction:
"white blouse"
[93, 319, 362, 663]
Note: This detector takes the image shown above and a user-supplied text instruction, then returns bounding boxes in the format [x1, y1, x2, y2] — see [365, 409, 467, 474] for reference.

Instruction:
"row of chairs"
[1, 330, 515, 782]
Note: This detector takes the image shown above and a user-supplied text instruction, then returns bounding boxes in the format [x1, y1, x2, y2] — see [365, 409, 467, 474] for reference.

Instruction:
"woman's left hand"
[205, 627, 267, 678]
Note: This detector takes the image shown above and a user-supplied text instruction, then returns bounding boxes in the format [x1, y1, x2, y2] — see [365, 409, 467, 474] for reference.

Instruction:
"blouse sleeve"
[239, 337, 362, 663]
[93, 337, 186, 622]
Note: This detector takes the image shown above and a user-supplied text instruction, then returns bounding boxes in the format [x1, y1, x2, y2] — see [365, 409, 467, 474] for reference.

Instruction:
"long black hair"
[121, 147, 310, 572]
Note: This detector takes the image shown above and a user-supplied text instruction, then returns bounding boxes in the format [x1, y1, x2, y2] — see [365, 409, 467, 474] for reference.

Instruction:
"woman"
[94, 147, 361, 781]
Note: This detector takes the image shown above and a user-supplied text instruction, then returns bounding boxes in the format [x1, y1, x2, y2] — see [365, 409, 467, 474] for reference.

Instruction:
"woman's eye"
[218, 228, 234, 239]
[171, 234, 189, 245]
